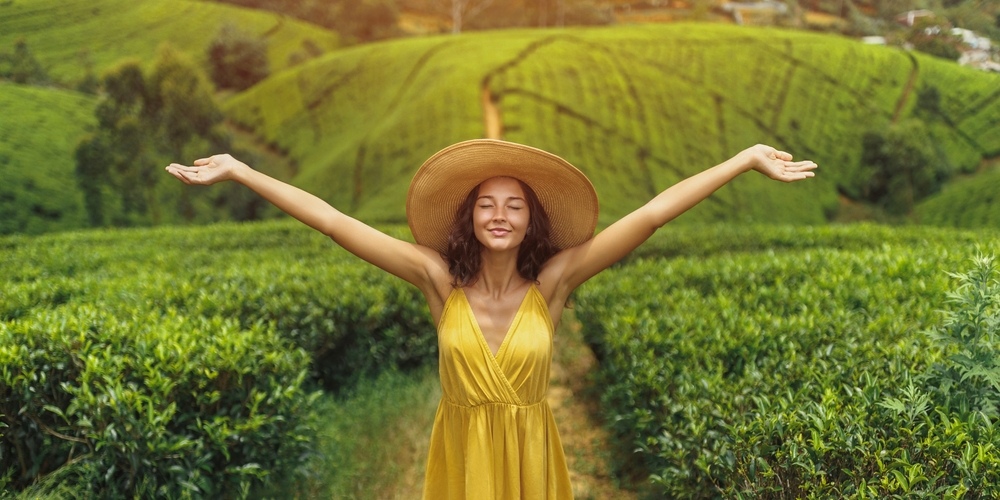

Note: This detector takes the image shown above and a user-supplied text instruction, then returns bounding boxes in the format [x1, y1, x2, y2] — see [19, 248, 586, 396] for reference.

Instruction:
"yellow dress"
[422, 284, 574, 500]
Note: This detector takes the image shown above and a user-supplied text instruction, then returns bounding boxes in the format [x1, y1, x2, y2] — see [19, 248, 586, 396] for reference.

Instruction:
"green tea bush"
[576, 226, 1000, 498]
[0, 220, 436, 496]
[0, 305, 315, 496]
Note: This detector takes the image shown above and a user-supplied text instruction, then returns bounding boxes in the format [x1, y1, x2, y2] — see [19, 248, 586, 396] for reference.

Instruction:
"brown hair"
[445, 179, 557, 287]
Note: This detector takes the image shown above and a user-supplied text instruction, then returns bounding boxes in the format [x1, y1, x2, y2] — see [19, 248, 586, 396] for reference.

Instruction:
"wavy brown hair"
[446, 179, 557, 288]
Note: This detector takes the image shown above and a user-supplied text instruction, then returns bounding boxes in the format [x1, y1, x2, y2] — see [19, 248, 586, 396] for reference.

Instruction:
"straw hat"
[406, 139, 599, 255]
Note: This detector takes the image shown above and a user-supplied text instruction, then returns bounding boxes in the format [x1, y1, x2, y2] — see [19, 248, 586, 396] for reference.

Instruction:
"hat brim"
[407, 139, 599, 255]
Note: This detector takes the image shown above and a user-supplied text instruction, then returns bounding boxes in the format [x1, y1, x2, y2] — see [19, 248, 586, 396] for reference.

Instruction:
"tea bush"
[0, 220, 435, 496]
[576, 225, 1000, 498]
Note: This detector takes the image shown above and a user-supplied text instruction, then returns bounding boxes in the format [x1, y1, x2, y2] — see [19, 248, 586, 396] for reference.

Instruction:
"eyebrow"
[477, 195, 525, 202]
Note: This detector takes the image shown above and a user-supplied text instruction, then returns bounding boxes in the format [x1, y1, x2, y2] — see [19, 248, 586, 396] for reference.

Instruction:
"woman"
[166, 139, 815, 499]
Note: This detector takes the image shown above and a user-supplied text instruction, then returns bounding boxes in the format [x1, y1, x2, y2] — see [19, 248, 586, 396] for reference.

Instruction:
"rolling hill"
[0, 0, 340, 86]
[225, 23, 1000, 228]
[0, 83, 96, 235]
[0, 0, 337, 234]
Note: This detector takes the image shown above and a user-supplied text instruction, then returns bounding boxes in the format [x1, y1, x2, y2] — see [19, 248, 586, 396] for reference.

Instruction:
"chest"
[464, 291, 526, 354]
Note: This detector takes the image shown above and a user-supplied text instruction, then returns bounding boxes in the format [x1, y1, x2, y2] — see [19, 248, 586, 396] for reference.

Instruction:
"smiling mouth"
[488, 228, 510, 236]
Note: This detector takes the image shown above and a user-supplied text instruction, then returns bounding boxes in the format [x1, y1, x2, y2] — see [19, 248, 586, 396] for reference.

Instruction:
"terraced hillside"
[0, 83, 96, 235]
[0, 0, 334, 234]
[0, 0, 340, 86]
[226, 24, 1000, 227]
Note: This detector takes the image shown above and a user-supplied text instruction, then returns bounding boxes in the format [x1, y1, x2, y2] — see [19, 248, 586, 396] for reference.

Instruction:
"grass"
[258, 367, 441, 499]
[0, 0, 340, 86]
[226, 23, 1000, 228]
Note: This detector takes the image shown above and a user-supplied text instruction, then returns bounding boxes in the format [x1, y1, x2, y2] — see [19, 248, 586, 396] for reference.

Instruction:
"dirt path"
[548, 311, 640, 500]
[482, 84, 504, 139]
[892, 54, 919, 123]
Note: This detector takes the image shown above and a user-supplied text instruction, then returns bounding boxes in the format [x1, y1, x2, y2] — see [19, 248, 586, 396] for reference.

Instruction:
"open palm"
[743, 144, 817, 182]
[165, 154, 243, 186]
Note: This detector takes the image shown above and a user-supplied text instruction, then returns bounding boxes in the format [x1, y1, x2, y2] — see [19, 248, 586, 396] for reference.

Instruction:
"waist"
[441, 398, 548, 410]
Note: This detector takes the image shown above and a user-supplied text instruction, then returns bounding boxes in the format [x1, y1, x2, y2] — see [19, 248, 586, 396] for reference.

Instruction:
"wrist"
[231, 161, 252, 184]
[731, 149, 755, 175]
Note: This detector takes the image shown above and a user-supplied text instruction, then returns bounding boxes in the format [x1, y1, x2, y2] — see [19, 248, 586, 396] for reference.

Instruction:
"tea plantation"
[0, 220, 434, 496]
[226, 24, 1000, 227]
[0, 83, 96, 235]
[0, 0, 340, 86]
[3, 219, 998, 498]
[577, 224, 1000, 498]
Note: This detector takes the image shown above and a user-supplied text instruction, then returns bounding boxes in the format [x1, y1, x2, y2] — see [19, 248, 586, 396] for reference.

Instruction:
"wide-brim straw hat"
[407, 139, 599, 255]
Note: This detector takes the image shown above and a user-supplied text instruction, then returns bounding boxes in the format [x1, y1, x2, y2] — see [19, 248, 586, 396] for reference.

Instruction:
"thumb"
[193, 157, 212, 166]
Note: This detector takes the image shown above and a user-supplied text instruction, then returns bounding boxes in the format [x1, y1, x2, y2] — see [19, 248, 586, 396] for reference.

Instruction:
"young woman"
[166, 139, 816, 499]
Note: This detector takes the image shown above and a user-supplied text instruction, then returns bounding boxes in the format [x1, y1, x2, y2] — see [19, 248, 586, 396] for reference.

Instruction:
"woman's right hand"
[165, 154, 245, 186]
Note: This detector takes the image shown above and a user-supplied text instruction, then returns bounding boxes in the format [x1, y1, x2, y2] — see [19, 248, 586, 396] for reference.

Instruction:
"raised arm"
[165, 155, 448, 293]
[542, 144, 817, 295]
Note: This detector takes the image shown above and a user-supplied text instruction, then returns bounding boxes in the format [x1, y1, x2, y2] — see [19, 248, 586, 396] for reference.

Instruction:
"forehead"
[477, 176, 525, 197]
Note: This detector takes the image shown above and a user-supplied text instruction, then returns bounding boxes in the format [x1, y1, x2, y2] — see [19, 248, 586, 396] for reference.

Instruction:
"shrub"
[926, 253, 1000, 417]
[0, 305, 317, 496]
[206, 24, 270, 91]
[575, 227, 1000, 498]
[0, 220, 436, 497]
[856, 119, 951, 215]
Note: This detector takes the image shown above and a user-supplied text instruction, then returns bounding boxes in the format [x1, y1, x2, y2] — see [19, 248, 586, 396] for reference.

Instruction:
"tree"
[857, 119, 951, 215]
[206, 24, 270, 91]
[7, 38, 47, 84]
[74, 45, 226, 227]
[437, 0, 495, 33]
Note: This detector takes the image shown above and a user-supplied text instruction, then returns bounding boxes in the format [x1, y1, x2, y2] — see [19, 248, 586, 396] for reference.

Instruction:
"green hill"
[0, 0, 340, 86]
[0, 0, 335, 235]
[913, 166, 1000, 228]
[0, 83, 96, 235]
[225, 24, 1000, 227]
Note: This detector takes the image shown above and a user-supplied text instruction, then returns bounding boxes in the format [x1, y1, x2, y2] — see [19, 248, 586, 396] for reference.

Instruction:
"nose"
[492, 207, 507, 222]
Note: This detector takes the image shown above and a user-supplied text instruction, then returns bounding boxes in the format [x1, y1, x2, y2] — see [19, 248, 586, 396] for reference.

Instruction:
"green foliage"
[207, 24, 270, 91]
[261, 367, 440, 497]
[0, 307, 316, 496]
[856, 119, 951, 215]
[74, 46, 226, 228]
[0, 38, 48, 84]
[0, 83, 95, 235]
[926, 253, 1000, 417]
[574, 224, 1000, 498]
[0, 220, 435, 497]
[0, 0, 339, 87]
[226, 24, 1000, 229]
[907, 18, 962, 61]
[914, 168, 1000, 228]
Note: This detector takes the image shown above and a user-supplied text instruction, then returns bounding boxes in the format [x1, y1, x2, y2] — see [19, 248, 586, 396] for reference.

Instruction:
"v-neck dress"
[422, 284, 573, 500]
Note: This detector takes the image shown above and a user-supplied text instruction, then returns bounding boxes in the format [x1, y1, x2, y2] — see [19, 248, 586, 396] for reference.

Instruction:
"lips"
[488, 228, 511, 237]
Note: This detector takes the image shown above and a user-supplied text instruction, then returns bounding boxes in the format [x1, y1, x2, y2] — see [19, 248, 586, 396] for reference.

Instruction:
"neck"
[475, 247, 524, 298]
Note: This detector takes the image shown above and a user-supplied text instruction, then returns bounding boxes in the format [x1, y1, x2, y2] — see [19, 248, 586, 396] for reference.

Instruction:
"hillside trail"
[384, 311, 639, 500]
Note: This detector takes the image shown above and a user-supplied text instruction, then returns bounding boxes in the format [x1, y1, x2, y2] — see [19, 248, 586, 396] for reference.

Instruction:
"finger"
[168, 169, 191, 185]
[784, 161, 817, 172]
[193, 158, 211, 166]
[784, 171, 815, 182]
[775, 150, 793, 161]
[168, 164, 200, 173]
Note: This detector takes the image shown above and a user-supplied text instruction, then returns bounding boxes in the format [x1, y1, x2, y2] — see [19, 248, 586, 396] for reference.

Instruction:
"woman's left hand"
[740, 144, 817, 182]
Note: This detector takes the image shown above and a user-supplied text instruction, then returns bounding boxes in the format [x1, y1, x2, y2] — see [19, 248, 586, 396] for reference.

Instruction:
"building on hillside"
[896, 9, 934, 27]
[952, 28, 991, 50]
[949, 28, 999, 73]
